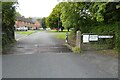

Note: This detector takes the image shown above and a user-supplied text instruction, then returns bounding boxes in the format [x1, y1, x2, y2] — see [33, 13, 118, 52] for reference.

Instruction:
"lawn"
[54, 32, 66, 39]
[15, 30, 36, 35]
[48, 29, 70, 33]
[48, 29, 71, 40]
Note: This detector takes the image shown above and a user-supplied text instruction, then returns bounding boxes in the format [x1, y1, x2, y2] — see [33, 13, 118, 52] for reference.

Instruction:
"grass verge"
[15, 30, 36, 35]
[48, 30, 70, 40]
[48, 29, 71, 33]
[54, 32, 66, 39]
[72, 46, 81, 53]
[65, 44, 81, 54]
[97, 49, 118, 58]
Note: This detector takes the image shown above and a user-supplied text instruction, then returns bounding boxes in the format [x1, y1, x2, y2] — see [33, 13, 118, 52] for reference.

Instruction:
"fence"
[67, 31, 115, 51]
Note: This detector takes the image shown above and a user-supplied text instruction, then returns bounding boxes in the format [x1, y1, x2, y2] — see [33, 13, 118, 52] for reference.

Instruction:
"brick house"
[15, 16, 41, 30]
[34, 20, 41, 30]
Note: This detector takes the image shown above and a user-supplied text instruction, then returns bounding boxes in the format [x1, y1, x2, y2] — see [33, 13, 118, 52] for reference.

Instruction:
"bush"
[2, 2, 16, 48]
[115, 22, 120, 53]
[91, 22, 120, 53]
[68, 30, 76, 47]
[72, 46, 81, 53]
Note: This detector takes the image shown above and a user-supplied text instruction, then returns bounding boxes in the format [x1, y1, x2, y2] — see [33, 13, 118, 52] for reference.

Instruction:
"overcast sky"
[16, 0, 59, 18]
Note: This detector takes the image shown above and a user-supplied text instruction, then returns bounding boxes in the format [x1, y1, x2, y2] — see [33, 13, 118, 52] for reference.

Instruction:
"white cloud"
[16, 0, 59, 18]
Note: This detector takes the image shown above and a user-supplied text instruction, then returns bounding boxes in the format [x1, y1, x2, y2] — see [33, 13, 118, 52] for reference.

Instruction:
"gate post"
[76, 31, 81, 49]
[66, 32, 68, 43]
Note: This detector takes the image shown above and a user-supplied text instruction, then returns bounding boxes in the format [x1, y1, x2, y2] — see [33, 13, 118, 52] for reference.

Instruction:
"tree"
[60, 2, 120, 52]
[46, 3, 63, 31]
[28, 17, 33, 20]
[0, 2, 1, 13]
[88, 2, 120, 52]
[40, 17, 46, 29]
[89, 2, 120, 23]
[61, 2, 92, 32]
[15, 11, 21, 17]
[46, 2, 120, 52]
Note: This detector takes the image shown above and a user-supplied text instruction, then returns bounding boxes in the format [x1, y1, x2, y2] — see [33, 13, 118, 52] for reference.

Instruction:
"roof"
[16, 16, 35, 24]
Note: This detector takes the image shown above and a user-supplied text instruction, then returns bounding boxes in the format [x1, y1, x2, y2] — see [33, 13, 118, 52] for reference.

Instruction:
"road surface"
[2, 31, 118, 78]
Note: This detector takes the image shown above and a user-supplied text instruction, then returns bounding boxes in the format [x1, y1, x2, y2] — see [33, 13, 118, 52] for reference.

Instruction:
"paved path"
[2, 31, 118, 78]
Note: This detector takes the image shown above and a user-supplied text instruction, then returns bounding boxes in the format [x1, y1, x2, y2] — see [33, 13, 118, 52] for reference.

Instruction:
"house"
[34, 20, 41, 30]
[15, 16, 41, 30]
[15, 16, 25, 28]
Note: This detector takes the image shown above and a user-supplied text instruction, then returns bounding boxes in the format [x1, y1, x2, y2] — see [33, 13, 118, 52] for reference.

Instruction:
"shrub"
[72, 46, 81, 53]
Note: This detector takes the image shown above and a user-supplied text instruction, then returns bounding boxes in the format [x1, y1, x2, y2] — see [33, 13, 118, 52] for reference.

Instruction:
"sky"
[16, 0, 59, 18]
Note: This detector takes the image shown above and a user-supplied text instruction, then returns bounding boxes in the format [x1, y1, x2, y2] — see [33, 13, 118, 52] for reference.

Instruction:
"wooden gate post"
[76, 31, 81, 49]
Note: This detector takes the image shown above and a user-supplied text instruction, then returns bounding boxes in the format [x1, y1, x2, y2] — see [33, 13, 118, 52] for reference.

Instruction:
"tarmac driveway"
[2, 31, 118, 78]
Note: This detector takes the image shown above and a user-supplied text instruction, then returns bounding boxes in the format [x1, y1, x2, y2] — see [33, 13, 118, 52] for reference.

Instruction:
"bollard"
[66, 32, 68, 43]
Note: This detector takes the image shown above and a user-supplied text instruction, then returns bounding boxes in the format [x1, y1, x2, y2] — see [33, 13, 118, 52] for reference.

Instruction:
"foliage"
[89, 2, 120, 23]
[15, 11, 21, 17]
[46, 2, 120, 52]
[89, 2, 120, 52]
[2, 2, 16, 26]
[72, 46, 81, 53]
[115, 22, 120, 53]
[61, 3, 86, 32]
[2, 2, 17, 47]
[40, 17, 46, 29]
[46, 3, 63, 30]
[68, 30, 76, 47]
[28, 17, 33, 20]
[0, 2, 1, 12]
[54, 32, 66, 40]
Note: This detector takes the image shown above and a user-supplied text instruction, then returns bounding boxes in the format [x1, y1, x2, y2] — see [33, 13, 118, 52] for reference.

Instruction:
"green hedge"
[91, 22, 120, 53]
[2, 28, 15, 48]
[2, 2, 16, 48]
[115, 23, 120, 53]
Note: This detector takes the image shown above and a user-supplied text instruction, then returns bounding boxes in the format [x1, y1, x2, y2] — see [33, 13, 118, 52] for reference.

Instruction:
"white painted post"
[66, 32, 68, 43]
[76, 31, 81, 49]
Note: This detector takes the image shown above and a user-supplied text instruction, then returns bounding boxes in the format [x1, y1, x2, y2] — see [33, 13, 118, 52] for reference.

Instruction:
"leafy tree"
[46, 3, 63, 31]
[28, 17, 33, 20]
[15, 11, 21, 17]
[88, 2, 120, 52]
[46, 2, 120, 52]
[0, 2, 1, 12]
[40, 17, 46, 29]
[37, 18, 41, 21]
[89, 2, 120, 23]
[61, 2, 92, 32]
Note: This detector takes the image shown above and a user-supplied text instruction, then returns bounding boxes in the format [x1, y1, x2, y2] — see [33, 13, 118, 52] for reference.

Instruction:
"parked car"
[39, 28, 44, 30]
[28, 26, 32, 30]
[46, 28, 51, 31]
[16, 27, 21, 31]
[16, 26, 28, 31]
